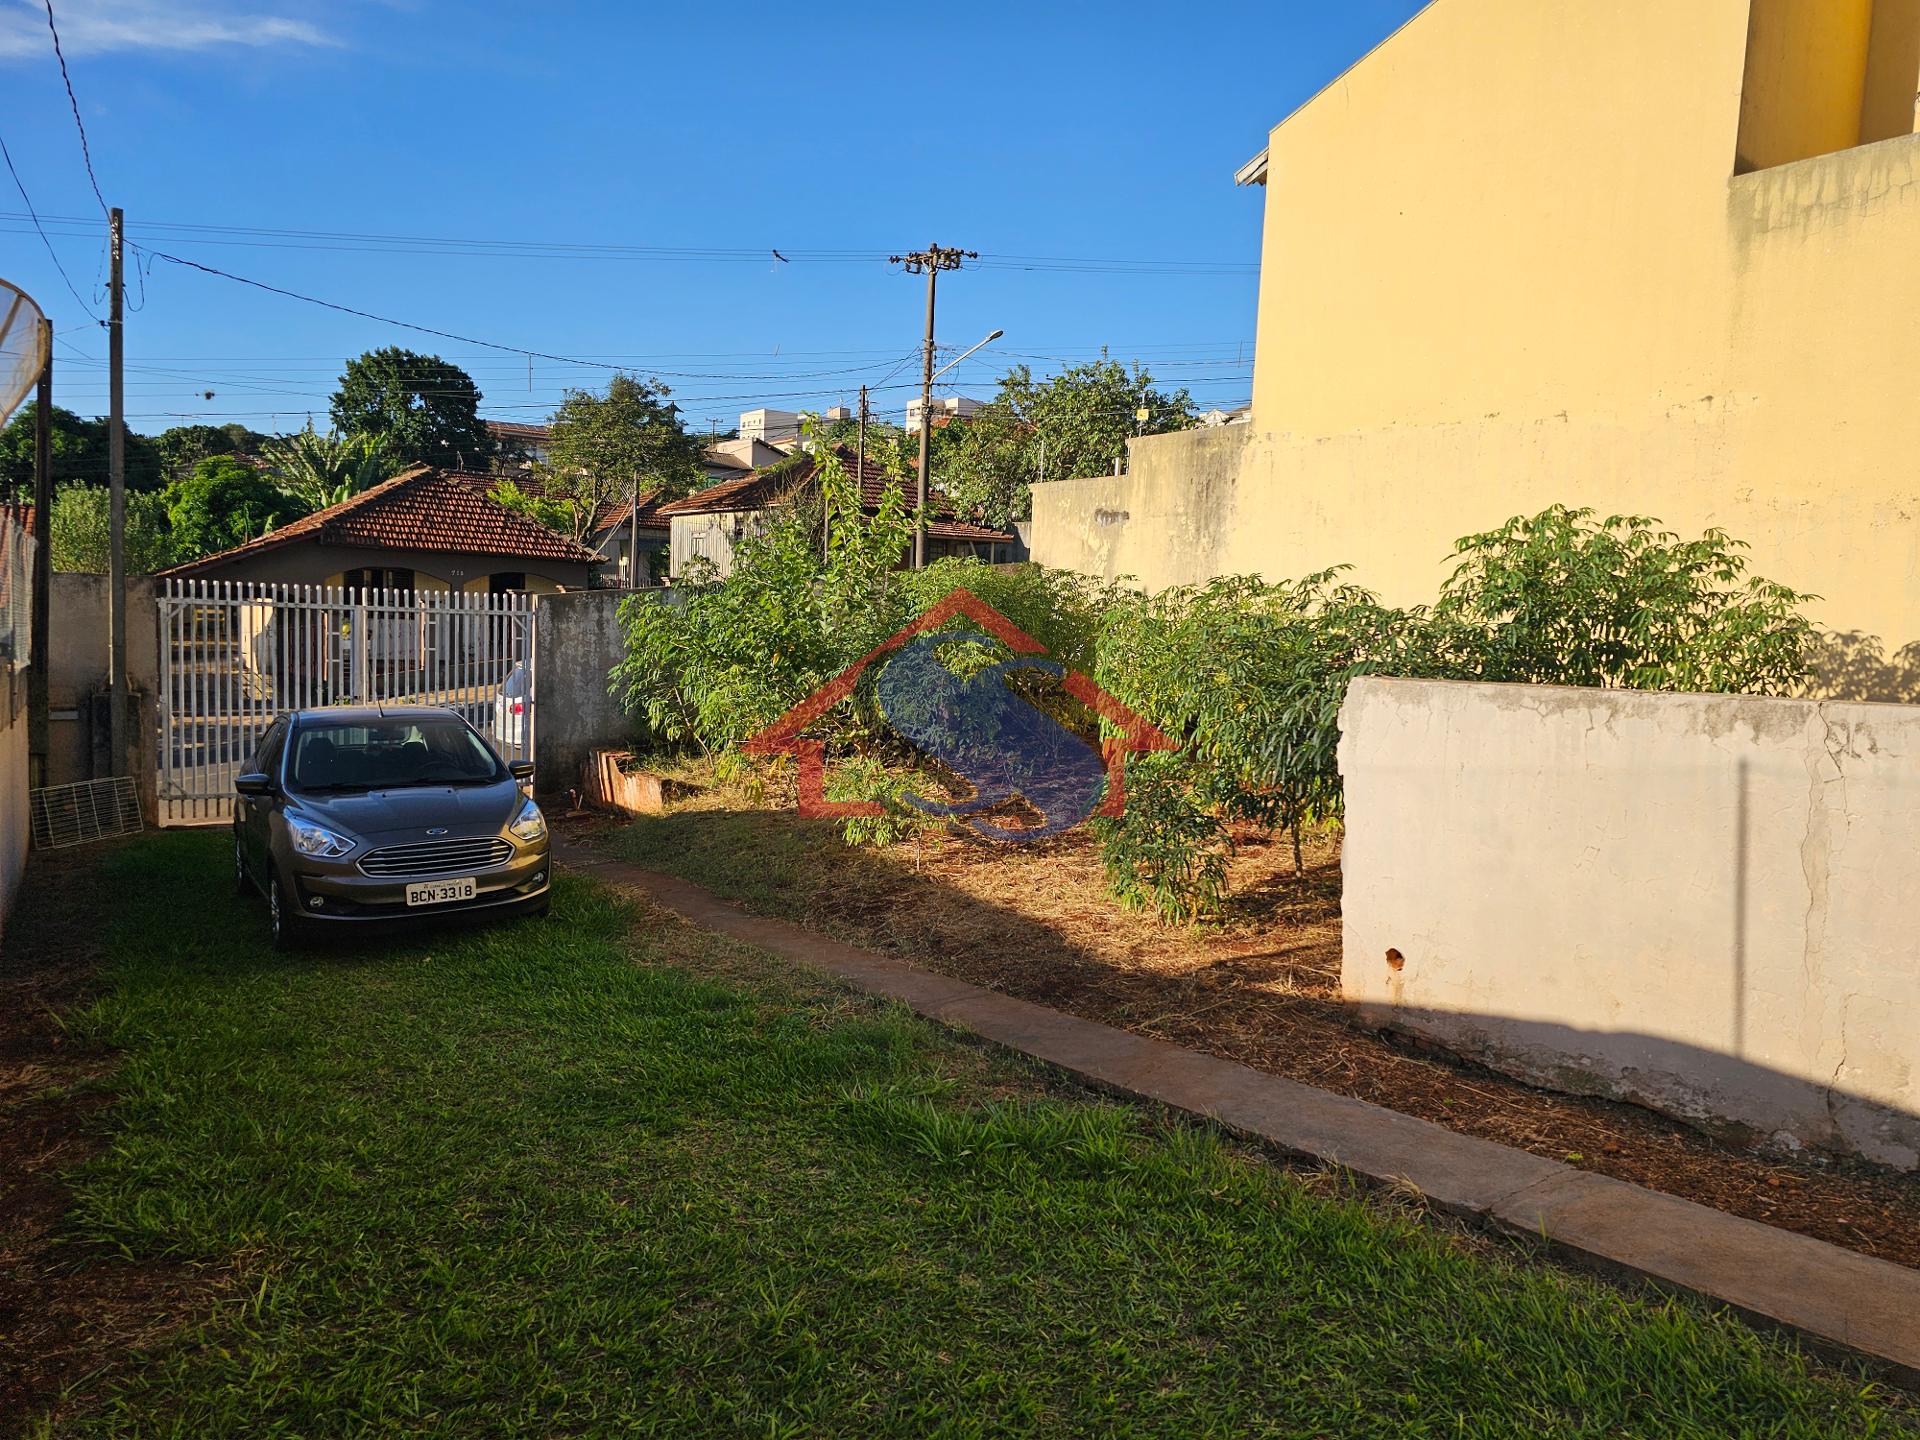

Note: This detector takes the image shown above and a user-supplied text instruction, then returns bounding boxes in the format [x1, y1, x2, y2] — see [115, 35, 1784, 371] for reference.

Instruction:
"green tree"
[153, 424, 243, 487]
[219, 422, 272, 453]
[163, 455, 305, 560]
[489, 476, 585, 538]
[47, 483, 175, 573]
[942, 358, 1197, 526]
[329, 347, 495, 469]
[263, 425, 403, 511]
[537, 373, 707, 540]
[0, 406, 163, 496]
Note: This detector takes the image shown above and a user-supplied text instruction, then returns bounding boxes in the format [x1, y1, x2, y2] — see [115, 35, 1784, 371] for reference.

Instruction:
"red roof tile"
[589, 490, 672, 535]
[656, 448, 1014, 542]
[157, 466, 600, 578]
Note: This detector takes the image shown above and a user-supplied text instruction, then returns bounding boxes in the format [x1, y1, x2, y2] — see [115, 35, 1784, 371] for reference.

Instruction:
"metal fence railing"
[156, 579, 539, 826]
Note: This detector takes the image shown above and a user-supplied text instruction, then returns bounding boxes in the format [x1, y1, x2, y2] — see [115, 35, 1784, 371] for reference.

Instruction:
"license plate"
[406, 877, 477, 907]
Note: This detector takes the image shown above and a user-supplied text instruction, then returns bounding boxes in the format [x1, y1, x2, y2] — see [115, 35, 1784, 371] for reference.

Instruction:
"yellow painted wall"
[1201, 0, 1920, 668]
[1861, 0, 1920, 143]
[1737, 0, 1873, 171]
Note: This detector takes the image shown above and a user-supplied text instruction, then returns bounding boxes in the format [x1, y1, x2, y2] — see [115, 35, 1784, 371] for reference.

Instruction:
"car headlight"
[287, 815, 356, 858]
[509, 797, 547, 843]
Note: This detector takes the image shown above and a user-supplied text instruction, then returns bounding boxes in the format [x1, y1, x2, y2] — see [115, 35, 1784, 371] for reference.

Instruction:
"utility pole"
[628, 477, 640, 588]
[107, 206, 127, 778]
[28, 319, 51, 790]
[889, 244, 974, 568]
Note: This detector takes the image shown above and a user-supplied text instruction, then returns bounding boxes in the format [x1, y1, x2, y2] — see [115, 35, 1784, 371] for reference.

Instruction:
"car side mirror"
[509, 760, 535, 782]
[235, 772, 274, 797]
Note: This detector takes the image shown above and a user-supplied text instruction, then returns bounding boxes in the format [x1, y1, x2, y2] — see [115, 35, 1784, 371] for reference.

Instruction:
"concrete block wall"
[46, 573, 160, 816]
[1028, 425, 1247, 588]
[532, 589, 644, 795]
[1339, 676, 1920, 1170]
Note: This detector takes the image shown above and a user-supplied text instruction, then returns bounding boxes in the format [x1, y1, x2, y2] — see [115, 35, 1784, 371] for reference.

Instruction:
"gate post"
[350, 598, 368, 704]
[524, 595, 538, 768]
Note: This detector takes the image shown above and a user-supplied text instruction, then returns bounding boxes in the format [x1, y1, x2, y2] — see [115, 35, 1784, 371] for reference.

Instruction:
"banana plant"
[262, 425, 403, 513]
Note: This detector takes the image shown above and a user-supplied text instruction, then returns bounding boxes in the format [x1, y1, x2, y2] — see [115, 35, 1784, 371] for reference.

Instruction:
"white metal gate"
[157, 579, 538, 826]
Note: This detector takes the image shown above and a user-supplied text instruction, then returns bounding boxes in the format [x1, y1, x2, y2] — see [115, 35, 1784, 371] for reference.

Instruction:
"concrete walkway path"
[555, 838, 1920, 1385]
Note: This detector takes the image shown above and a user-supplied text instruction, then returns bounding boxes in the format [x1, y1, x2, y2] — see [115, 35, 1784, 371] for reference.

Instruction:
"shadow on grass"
[588, 802, 1920, 1274]
[15, 827, 1920, 1437]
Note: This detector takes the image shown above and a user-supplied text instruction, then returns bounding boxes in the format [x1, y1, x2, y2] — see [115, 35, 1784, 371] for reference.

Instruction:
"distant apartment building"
[484, 420, 553, 466]
[736, 405, 851, 447]
[737, 409, 803, 445]
[905, 395, 983, 433]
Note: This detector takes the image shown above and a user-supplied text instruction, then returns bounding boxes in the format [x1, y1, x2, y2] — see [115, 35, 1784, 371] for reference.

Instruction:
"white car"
[491, 662, 530, 755]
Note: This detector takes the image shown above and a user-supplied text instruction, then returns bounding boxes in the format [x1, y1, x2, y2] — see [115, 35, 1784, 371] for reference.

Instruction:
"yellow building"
[1031, 0, 1920, 692]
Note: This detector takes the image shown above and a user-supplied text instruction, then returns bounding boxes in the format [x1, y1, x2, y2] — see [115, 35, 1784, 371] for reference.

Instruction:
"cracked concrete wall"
[1339, 675, 1920, 1169]
[532, 589, 638, 796]
[1028, 426, 1247, 587]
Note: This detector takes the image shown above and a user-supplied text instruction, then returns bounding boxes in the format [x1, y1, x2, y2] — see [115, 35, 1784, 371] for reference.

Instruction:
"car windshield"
[288, 716, 505, 793]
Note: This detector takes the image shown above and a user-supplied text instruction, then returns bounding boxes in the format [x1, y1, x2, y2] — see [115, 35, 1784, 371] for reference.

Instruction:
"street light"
[915, 328, 1003, 569]
[931, 328, 1004, 384]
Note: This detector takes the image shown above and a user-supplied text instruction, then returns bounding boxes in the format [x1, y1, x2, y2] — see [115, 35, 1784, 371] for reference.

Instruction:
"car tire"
[527, 896, 551, 919]
[267, 871, 304, 952]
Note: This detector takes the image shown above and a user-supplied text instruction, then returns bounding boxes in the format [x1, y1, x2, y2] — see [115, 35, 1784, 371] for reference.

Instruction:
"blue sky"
[0, 0, 1426, 437]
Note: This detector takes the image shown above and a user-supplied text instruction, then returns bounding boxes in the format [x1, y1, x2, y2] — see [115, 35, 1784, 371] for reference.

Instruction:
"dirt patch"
[0, 845, 212, 1437]
[573, 796, 1920, 1272]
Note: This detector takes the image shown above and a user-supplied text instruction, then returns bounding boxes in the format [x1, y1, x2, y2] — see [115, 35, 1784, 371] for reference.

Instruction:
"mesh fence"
[0, 278, 48, 421]
[0, 512, 31, 671]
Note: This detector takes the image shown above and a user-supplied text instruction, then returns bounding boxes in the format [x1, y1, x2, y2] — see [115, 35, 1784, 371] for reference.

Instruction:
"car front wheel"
[267, 871, 304, 952]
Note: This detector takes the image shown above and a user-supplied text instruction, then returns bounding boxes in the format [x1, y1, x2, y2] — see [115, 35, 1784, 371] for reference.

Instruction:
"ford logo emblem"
[425, 827, 449, 836]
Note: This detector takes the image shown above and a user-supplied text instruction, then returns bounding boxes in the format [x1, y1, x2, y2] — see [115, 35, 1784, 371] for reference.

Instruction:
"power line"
[135, 246, 628, 371]
[41, 0, 108, 216]
[0, 126, 99, 319]
[2, 213, 1254, 275]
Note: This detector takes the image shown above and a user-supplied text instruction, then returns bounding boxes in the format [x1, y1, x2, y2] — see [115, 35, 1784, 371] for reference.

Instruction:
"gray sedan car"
[233, 705, 550, 948]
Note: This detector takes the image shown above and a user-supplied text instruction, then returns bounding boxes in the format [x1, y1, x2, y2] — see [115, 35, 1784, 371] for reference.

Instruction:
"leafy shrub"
[613, 446, 915, 753]
[1092, 509, 1816, 917]
[49, 483, 176, 574]
[613, 443, 1118, 758]
[163, 455, 304, 560]
[824, 756, 937, 848]
[1094, 570, 1445, 882]
[1090, 751, 1231, 923]
[618, 482, 1818, 924]
[1432, 505, 1816, 694]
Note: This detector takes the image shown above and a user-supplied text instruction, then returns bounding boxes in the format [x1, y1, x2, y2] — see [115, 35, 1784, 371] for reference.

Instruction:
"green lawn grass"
[26, 832, 1915, 1437]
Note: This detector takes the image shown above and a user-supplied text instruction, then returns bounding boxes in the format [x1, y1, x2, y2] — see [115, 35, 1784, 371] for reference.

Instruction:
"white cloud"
[0, 0, 341, 60]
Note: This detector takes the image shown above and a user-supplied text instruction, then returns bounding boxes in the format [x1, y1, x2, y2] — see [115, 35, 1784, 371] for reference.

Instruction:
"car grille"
[357, 837, 514, 878]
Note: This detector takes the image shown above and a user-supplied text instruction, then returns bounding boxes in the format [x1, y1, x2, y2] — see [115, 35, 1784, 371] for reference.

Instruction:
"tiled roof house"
[157, 465, 598, 594]
[656, 447, 1014, 578]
